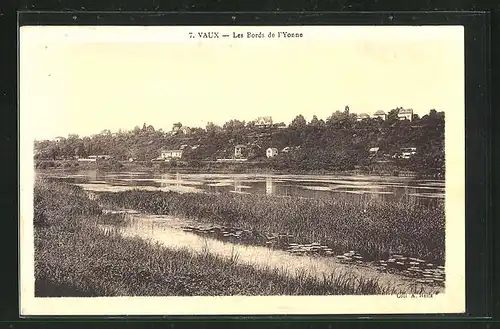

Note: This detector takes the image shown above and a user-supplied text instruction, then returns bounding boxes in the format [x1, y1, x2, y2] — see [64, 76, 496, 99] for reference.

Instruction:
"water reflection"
[266, 177, 274, 195]
[39, 170, 445, 206]
[98, 215, 443, 294]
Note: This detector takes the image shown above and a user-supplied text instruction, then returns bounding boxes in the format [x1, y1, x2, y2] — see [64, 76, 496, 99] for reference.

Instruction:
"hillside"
[34, 109, 445, 176]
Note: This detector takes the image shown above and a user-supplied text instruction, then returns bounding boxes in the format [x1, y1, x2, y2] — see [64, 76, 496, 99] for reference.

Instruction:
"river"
[38, 170, 445, 206]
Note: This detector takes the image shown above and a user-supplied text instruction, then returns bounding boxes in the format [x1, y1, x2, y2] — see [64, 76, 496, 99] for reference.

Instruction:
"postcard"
[19, 25, 465, 315]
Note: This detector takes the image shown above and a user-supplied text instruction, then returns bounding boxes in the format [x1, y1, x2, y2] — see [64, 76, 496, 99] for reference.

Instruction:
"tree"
[290, 115, 307, 130]
[309, 115, 324, 127]
[387, 108, 399, 122]
[223, 119, 246, 132]
[206, 122, 221, 135]
[326, 110, 354, 129]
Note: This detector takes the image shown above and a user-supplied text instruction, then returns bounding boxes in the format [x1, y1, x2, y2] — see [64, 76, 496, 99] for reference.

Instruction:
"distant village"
[68, 106, 421, 164]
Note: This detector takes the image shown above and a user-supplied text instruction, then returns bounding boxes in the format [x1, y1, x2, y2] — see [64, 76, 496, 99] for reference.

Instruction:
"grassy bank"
[97, 190, 445, 264]
[35, 179, 398, 296]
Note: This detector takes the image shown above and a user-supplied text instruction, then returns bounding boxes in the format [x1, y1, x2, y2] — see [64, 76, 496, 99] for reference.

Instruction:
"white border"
[19, 25, 465, 316]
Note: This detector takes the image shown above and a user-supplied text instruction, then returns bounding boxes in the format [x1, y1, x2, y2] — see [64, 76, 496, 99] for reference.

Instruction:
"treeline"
[34, 108, 445, 175]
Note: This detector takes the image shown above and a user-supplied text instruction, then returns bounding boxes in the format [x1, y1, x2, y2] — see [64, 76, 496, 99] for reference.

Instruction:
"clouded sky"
[20, 26, 464, 140]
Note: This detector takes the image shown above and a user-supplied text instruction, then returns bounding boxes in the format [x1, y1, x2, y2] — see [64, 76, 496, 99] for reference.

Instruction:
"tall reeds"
[97, 189, 445, 263]
[34, 179, 406, 296]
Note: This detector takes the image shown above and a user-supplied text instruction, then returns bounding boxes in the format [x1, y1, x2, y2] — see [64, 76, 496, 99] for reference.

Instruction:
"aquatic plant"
[96, 188, 445, 264]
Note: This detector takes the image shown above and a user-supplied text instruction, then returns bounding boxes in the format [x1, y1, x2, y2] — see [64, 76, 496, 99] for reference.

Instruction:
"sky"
[20, 26, 464, 140]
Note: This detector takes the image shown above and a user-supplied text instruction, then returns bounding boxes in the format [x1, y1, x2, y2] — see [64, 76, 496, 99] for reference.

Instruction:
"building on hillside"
[373, 110, 387, 120]
[171, 123, 191, 135]
[356, 113, 370, 121]
[234, 145, 246, 158]
[400, 147, 417, 159]
[180, 127, 191, 134]
[171, 123, 182, 133]
[369, 147, 380, 155]
[253, 116, 273, 127]
[266, 148, 278, 158]
[397, 108, 413, 121]
[83, 155, 112, 161]
[77, 157, 97, 162]
[54, 136, 65, 142]
[160, 149, 183, 160]
[99, 155, 112, 160]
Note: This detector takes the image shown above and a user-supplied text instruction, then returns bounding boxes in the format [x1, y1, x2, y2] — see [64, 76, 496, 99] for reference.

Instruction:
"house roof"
[398, 108, 413, 114]
[161, 149, 183, 152]
[369, 147, 380, 152]
[374, 110, 386, 115]
[267, 147, 278, 151]
[254, 116, 273, 124]
[235, 144, 246, 148]
[358, 113, 370, 117]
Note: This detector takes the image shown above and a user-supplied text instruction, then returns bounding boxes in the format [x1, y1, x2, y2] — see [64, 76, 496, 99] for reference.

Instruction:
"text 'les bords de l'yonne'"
[189, 31, 304, 39]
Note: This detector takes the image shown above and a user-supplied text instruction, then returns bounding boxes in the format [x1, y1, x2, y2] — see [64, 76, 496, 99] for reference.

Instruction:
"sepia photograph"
[19, 25, 465, 315]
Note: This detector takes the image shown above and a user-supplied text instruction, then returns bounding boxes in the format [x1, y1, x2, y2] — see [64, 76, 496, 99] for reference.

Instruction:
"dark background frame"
[1, 5, 494, 326]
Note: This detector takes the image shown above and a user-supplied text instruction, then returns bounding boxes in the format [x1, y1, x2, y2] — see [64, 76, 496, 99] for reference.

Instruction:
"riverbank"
[34, 159, 439, 178]
[35, 179, 414, 296]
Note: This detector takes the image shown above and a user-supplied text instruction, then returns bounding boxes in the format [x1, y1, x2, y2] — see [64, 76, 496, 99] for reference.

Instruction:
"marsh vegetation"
[33, 180, 402, 296]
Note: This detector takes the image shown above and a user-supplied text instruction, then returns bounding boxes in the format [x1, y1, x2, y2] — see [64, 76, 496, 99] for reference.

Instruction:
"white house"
[98, 155, 112, 160]
[77, 157, 97, 162]
[357, 113, 370, 122]
[398, 108, 413, 121]
[160, 149, 183, 160]
[180, 127, 191, 135]
[266, 148, 278, 158]
[79, 155, 111, 162]
[234, 145, 246, 158]
[400, 147, 417, 159]
[253, 116, 273, 127]
[369, 147, 380, 155]
[373, 110, 387, 120]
